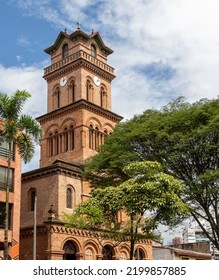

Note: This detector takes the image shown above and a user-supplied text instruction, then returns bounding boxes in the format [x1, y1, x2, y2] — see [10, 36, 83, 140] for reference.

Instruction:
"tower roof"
[44, 29, 113, 55]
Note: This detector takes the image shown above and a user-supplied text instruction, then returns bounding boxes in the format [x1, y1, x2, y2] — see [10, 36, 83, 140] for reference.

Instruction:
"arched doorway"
[134, 247, 145, 260]
[63, 240, 78, 260]
[102, 245, 114, 260]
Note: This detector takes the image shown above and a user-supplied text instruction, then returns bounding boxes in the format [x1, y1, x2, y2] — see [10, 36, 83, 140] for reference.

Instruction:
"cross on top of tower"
[77, 21, 81, 29]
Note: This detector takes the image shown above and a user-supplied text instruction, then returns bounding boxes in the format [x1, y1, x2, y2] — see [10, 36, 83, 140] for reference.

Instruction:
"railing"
[0, 147, 15, 160]
[44, 50, 115, 76]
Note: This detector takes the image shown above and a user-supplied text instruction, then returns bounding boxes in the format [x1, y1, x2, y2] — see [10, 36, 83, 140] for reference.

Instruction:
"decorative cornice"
[44, 30, 113, 55]
[22, 160, 82, 182]
[36, 99, 123, 125]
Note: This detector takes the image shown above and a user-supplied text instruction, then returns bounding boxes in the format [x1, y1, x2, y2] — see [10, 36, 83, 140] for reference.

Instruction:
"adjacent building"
[0, 120, 22, 259]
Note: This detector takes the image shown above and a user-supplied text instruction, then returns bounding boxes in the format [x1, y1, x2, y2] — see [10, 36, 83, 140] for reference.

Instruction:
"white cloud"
[0, 64, 47, 172]
[3, 0, 219, 173]
[17, 35, 31, 47]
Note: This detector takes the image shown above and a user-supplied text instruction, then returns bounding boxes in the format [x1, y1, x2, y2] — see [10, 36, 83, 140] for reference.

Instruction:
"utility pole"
[33, 194, 37, 260]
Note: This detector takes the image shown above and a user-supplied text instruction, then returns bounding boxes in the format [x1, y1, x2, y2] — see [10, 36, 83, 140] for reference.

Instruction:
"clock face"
[60, 76, 67, 87]
[93, 76, 100, 86]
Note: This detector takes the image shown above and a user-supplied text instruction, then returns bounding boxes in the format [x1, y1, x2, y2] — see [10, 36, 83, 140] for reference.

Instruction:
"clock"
[60, 76, 67, 87]
[93, 76, 100, 86]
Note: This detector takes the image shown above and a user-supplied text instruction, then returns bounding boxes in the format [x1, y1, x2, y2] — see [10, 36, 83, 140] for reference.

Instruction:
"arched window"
[54, 131, 59, 155]
[66, 187, 72, 208]
[28, 188, 36, 212]
[62, 44, 69, 59]
[94, 127, 99, 151]
[86, 80, 93, 101]
[64, 127, 68, 152]
[54, 88, 60, 108]
[100, 87, 107, 108]
[48, 133, 53, 157]
[85, 248, 93, 260]
[120, 252, 127, 260]
[70, 81, 75, 103]
[89, 124, 94, 149]
[91, 44, 96, 58]
[70, 125, 74, 150]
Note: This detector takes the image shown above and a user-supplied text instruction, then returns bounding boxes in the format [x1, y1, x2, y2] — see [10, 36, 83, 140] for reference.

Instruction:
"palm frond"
[19, 115, 42, 143]
[7, 90, 31, 120]
[0, 92, 10, 118]
[17, 133, 35, 163]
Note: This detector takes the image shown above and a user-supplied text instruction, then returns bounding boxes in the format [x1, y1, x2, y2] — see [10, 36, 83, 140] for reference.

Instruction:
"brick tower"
[19, 27, 152, 260]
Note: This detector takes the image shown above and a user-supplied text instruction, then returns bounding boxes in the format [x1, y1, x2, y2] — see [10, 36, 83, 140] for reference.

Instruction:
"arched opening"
[63, 240, 78, 260]
[66, 187, 72, 209]
[91, 44, 96, 58]
[48, 133, 53, 157]
[28, 188, 36, 212]
[102, 245, 114, 260]
[62, 44, 69, 59]
[89, 124, 94, 149]
[134, 247, 145, 260]
[86, 80, 93, 101]
[70, 81, 75, 103]
[70, 125, 74, 150]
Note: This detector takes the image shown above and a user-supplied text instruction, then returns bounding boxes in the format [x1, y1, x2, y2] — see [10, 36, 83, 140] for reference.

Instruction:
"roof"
[153, 245, 212, 259]
[44, 29, 113, 55]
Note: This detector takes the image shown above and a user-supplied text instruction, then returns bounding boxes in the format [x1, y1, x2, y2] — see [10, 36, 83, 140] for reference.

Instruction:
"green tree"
[65, 161, 188, 259]
[83, 97, 219, 250]
[0, 90, 42, 260]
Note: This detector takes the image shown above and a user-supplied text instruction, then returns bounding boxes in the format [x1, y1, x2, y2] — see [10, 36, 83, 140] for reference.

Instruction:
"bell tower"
[37, 28, 122, 168]
[20, 27, 153, 260]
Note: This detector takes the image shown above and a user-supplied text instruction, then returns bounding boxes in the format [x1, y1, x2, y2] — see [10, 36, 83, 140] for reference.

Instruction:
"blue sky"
[1, 0, 219, 242]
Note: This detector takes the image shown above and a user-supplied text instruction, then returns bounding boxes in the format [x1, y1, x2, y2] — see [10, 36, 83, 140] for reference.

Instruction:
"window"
[64, 127, 68, 152]
[94, 127, 99, 150]
[54, 131, 59, 155]
[86, 80, 93, 101]
[66, 187, 72, 208]
[0, 166, 14, 191]
[100, 88, 107, 108]
[85, 249, 93, 260]
[28, 188, 36, 212]
[89, 125, 94, 149]
[70, 81, 75, 102]
[57, 89, 60, 108]
[0, 140, 15, 160]
[91, 44, 96, 58]
[62, 44, 69, 59]
[70, 126, 74, 150]
[48, 133, 53, 157]
[0, 202, 13, 229]
[120, 252, 127, 260]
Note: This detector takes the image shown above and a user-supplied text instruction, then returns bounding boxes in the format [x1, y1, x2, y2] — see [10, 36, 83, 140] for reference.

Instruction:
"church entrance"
[63, 240, 78, 260]
[102, 245, 114, 260]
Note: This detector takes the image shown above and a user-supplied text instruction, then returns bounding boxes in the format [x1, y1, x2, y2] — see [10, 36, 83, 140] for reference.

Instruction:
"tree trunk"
[4, 142, 12, 260]
[129, 215, 135, 260]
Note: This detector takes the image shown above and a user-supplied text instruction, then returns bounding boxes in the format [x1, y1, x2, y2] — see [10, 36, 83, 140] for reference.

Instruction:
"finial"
[64, 28, 67, 33]
[48, 204, 56, 220]
[92, 29, 94, 34]
[77, 21, 81, 29]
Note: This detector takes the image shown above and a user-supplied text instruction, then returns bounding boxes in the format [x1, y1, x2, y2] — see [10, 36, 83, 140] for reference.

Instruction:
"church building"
[19, 27, 153, 260]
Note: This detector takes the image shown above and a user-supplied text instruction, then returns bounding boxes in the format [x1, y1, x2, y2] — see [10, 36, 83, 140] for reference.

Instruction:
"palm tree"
[0, 90, 42, 260]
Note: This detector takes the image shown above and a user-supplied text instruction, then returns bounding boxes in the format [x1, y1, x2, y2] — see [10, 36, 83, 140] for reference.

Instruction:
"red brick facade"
[19, 29, 153, 260]
[0, 120, 22, 259]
